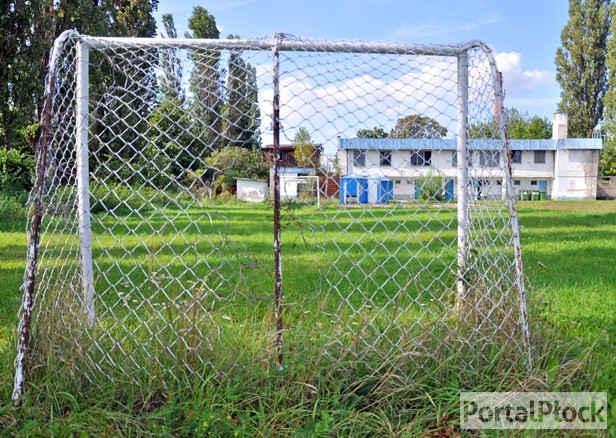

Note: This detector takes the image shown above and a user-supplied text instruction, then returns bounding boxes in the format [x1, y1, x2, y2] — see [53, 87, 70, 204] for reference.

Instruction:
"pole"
[456, 52, 469, 310]
[494, 69, 532, 369]
[76, 40, 95, 325]
[272, 34, 284, 369]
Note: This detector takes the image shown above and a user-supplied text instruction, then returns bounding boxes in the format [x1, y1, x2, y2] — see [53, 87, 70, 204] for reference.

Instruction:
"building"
[338, 113, 602, 201]
[261, 143, 323, 200]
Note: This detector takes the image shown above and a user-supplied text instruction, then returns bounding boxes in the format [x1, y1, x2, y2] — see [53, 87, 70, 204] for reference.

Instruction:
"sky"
[151, 0, 569, 151]
[154, 0, 568, 121]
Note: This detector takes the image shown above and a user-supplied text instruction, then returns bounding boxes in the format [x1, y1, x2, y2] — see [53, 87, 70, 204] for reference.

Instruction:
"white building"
[338, 114, 602, 201]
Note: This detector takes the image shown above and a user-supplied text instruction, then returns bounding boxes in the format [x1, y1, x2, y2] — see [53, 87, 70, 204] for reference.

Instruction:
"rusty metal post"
[12, 31, 77, 402]
[272, 33, 284, 369]
[493, 68, 532, 369]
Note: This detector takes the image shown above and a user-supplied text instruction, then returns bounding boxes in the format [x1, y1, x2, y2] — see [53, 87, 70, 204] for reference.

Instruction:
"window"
[379, 150, 392, 166]
[479, 151, 500, 167]
[394, 179, 401, 185]
[410, 150, 432, 166]
[534, 150, 546, 164]
[496, 180, 503, 186]
[511, 150, 522, 163]
[514, 180, 521, 186]
[530, 180, 537, 186]
[352, 150, 365, 167]
[451, 151, 457, 167]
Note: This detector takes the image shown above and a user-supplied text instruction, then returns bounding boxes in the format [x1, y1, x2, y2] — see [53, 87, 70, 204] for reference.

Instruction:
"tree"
[292, 127, 316, 168]
[390, 115, 447, 139]
[223, 34, 261, 149]
[0, 0, 158, 166]
[186, 6, 222, 151]
[205, 146, 268, 187]
[602, 3, 616, 176]
[469, 108, 552, 139]
[159, 13, 184, 103]
[356, 127, 388, 139]
[555, 0, 611, 138]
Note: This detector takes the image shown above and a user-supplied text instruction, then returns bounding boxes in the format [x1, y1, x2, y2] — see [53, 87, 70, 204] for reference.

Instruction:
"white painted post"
[76, 41, 95, 325]
[456, 52, 469, 308]
[493, 65, 533, 369]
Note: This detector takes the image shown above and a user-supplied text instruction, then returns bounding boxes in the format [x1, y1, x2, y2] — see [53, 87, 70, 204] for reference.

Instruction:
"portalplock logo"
[460, 392, 607, 430]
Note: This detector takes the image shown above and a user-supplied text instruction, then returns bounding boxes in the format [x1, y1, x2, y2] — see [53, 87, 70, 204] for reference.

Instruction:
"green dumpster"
[531, 190, 540, 201]
[520, 190, 530, 201]
[539, 191, 547, 200]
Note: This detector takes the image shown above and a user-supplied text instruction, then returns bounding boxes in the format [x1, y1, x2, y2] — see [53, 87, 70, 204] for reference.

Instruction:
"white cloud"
[494, 51, 554, 97]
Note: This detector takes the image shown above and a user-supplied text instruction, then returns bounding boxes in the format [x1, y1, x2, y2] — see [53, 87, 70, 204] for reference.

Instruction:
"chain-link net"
[14, 31, 529, 398]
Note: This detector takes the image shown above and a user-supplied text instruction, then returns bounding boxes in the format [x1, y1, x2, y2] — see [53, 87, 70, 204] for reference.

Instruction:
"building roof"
[339, 138, 603, 151]
[262, 143, 324, 151]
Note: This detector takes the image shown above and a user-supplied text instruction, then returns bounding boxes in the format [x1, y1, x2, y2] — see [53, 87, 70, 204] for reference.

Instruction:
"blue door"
[538, 180, 547, 191]
[444, 179, 454, 201]
[414, 180, 422, 200]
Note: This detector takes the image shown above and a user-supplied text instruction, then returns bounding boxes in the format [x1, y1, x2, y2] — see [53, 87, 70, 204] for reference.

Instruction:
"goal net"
[14, 31, 530, 398]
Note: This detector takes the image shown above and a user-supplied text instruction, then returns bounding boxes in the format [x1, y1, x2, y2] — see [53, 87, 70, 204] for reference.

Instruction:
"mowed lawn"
[0, 199, 614, 434]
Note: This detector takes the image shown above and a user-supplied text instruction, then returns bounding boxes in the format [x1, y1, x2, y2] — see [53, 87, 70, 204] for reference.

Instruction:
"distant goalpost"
[14, 31, 530, 400]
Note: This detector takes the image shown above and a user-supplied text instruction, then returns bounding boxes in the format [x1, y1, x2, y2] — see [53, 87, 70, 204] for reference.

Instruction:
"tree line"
[0, 2, 263, 192]
[556, 0, 615, 175]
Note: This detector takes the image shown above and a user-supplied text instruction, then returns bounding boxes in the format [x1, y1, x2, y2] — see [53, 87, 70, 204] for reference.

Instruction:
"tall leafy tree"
[390, 114, 447, 139]
[159, 13, 184, 103]
[144, 13, 191, 186]
[601, 3, 616, 176]
[86, 0, 159, 183]
[356, 127, 388, 139]
[224, 35, 261, 149]
[555, 0, 611, 138]
[0, 0, 38, 151]
[0, 0, 158, 153]
[186, 6, 222, 151]
[292, 127, 316, 167]
[469, 108, 552, 139]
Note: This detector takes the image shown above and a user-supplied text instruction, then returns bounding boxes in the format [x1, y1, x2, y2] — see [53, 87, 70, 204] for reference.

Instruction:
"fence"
[14, 31, 529, 400]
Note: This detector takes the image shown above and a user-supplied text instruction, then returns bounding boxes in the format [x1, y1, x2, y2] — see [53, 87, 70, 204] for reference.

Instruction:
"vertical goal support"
[272, 34, 284, 369]
[456, 52, 469, 308]
[492, 58, 533, 369]
[76, 40, 96, 325]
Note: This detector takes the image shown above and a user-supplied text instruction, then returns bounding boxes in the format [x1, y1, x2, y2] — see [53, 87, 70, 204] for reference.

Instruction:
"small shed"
[237, 178, 268, 202]
[340, 174, 368, 204]
[367, 175, 394, 203]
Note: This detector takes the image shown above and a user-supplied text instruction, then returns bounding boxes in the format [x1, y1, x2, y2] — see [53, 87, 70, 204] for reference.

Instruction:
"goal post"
[75, 39, 96, 326]
[14, 31, 531, 400]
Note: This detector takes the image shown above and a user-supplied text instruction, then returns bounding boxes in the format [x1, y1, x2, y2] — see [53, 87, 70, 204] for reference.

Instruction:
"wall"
[552, 150, 599, 199]
[597, 176, 616, 200]
[237, 179, 268, 202]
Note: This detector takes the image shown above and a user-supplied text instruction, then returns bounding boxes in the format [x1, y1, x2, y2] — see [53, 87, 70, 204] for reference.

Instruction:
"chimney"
[494, 71, 503, 119]
[552, 112, 568, 139]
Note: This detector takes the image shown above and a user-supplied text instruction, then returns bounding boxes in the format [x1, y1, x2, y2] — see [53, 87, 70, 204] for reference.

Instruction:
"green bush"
[417, 177, 445, 202]
[0, 148, 35, 191]
[0, 189, 28, 225]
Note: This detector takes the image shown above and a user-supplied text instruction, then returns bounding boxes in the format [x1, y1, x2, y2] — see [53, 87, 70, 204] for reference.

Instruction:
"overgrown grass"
[0, 198, 614, 436]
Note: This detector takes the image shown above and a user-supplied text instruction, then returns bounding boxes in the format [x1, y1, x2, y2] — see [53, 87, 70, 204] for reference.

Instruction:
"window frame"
[479, 150, 500, 167]
[352, 150, 366, 167]
[534, 150, 546, 164]
[410, 150, 432, 166]
[379, 150, 392, 166]
[511, 150, 522, 164]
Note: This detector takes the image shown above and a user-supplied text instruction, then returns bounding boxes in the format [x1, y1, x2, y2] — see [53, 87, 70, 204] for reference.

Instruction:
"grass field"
[0, 196, 614, 436]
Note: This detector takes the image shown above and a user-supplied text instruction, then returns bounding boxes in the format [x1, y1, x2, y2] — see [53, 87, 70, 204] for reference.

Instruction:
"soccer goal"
[14, 31, 530, 399]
